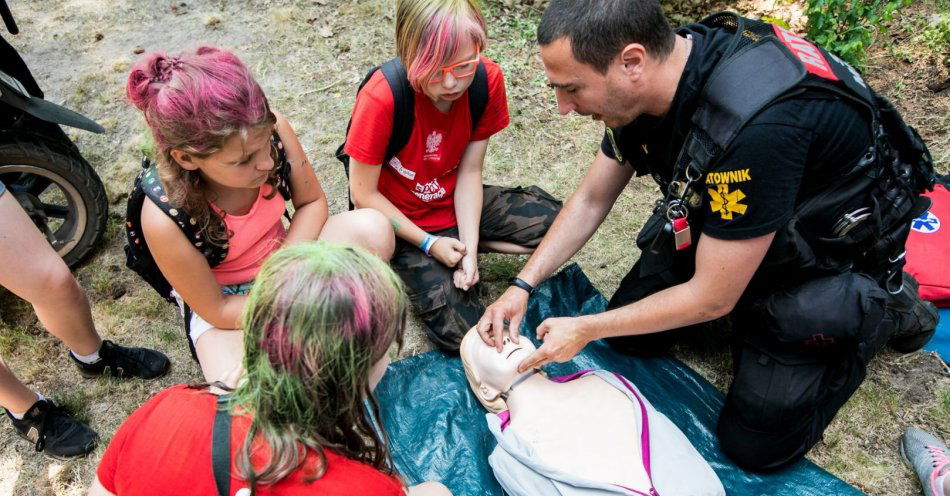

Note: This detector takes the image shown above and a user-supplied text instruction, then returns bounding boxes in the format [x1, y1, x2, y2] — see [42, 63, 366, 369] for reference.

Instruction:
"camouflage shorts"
[392, 184, 562, 351]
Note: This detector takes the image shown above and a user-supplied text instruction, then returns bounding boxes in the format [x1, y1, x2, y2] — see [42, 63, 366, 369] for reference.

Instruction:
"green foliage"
[761, 17, 790, 30]
[917, 15, 950, 53]
[138, 128, 156, 158]
[805, 0, 911, 68]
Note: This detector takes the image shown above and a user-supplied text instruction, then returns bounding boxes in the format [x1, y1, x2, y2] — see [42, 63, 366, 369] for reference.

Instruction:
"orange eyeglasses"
[430, 51, 480, 83]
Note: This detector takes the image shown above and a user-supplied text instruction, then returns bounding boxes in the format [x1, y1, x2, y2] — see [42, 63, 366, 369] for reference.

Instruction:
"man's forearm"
[578, 232, 774, 341]
[579, 280, 731, 340]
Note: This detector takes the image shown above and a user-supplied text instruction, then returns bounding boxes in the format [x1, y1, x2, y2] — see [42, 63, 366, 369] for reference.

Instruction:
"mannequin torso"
[506, 374, 651, 490]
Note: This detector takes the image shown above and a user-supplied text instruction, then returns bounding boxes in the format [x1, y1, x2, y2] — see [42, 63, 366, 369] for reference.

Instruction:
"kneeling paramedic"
[478, 0, 939, 472]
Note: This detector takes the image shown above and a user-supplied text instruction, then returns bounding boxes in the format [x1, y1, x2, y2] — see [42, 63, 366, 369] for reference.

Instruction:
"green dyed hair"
[230, 241, 408, 490]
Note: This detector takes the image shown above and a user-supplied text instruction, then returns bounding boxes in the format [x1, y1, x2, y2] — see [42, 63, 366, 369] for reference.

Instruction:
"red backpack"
[905, 182, 950, 306]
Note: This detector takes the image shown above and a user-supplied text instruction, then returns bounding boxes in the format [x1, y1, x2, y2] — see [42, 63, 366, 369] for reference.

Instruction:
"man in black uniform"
[478, 0, 938, 471]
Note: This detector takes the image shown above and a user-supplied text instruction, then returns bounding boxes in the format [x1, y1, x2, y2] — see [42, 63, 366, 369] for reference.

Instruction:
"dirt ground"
[0, 0, 947, 495]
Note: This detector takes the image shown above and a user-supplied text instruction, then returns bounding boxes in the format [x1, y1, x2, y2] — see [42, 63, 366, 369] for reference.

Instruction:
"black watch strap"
[508, 277, 535, 295]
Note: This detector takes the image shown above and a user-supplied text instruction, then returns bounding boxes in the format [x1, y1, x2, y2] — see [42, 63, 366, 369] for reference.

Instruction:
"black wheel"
[0, 133, 108, 267]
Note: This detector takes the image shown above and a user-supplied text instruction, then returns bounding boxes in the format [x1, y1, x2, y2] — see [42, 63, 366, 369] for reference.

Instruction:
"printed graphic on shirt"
[424, 131, 444, 161]
[706, 168, 751, 220]
[388, 156, 416, 180]
[414, 178, 447, 202]
[912, 210, 940, 234]
[708, 185, 748, 220]
[705, 168, 752, 185]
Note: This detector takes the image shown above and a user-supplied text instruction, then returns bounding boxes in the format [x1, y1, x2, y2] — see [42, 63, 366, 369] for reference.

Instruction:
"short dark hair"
[537, 0, 675, 73]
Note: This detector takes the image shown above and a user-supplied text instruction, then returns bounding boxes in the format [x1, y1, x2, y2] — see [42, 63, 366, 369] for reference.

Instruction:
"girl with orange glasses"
[343, 0, 562, 352]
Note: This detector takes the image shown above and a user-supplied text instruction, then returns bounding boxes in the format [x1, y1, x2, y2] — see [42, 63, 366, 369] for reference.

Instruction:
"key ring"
[665, 201, 688, 221]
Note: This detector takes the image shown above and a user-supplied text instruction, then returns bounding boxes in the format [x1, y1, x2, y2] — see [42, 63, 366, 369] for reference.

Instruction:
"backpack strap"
[335, 57, 490, 210]
[124, 160, 229, 304]
[690, 35, 806, 161]
[467, 60, 489, 132]
[211, 395, 232, 496]
[663, 32, 807, 215]
[378, 58, 415, 164]
[335, 58, 413, 210]
[138, 162, 229, 266]
[270, 131, 293, 202]
[124, 160, 176, 303]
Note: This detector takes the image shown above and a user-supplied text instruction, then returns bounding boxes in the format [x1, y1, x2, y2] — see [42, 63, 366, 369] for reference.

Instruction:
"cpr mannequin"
[460, 327, 725, 496]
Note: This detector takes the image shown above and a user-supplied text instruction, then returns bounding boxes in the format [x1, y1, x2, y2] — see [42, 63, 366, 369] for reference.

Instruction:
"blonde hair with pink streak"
[396, 0, 488, 92]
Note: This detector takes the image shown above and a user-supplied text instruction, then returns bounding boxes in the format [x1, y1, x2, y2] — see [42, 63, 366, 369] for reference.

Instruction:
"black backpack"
[636, 12, 935, 290]
[334, 57, 489, 208]
[124, 132, 293, 304]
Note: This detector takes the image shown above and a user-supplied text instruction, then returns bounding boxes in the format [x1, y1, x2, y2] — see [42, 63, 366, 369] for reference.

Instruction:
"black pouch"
[636, 208, 669, 253]
[743, 272, 888, 355]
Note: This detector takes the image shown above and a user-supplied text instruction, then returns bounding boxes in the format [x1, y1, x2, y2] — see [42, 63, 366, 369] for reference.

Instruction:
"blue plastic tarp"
[375, 263, 862, 495]
[923, 308, 949, 363]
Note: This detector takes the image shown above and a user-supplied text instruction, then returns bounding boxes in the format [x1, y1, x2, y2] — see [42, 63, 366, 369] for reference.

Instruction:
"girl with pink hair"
[125, 46, 393, 385]
[344, 0, 561, 352]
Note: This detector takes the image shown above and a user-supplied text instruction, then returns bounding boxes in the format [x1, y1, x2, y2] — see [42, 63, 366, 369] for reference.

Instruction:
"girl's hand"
[430, 237, 466, 267]
[453, 253, 479, 290]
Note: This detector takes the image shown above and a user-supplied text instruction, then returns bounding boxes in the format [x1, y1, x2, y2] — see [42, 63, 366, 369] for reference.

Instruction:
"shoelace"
[32, 402, 65, 453]
[927, 445, 950, 495]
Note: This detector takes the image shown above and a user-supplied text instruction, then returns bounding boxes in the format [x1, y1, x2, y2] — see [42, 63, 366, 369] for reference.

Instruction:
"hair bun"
[126, 51, 177, 112]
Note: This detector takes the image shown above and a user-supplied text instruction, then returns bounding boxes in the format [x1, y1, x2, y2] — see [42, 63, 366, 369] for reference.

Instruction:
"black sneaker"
[71, 340, 170, 379]
[887, 272, 939, 353]
[6, 399, 98, 459]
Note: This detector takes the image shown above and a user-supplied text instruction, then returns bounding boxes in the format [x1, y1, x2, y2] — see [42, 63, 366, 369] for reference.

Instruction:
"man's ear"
[170, 149, 200, 171]
[619, 43, 647, 80]
[478, 384, 501, 402]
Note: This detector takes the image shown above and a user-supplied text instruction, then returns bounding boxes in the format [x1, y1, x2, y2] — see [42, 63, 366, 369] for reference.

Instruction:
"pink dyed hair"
[396, 0, 488, 91]
[126, 45, 273, 157]
[125, 46, 277, 244]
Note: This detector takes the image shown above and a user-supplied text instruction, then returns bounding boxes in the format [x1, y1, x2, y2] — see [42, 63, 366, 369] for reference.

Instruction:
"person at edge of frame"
[478, 0, 938, 472]
[344, 0, 562, 352]
[0, 180, 170, 459]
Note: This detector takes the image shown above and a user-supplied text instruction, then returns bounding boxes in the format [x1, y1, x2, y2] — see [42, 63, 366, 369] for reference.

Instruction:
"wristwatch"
[508, 277, 535, 296]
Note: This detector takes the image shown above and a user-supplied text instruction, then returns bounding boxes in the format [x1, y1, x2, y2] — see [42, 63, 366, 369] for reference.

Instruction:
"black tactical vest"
[636, 12, 934, 292]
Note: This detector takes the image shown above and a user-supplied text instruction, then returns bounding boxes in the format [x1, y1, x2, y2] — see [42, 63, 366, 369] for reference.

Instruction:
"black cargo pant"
[393, 184, 561, 352]
[605, 258, 901, 472]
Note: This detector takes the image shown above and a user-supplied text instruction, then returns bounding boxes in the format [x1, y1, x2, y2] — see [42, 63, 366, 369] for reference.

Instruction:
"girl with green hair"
[90, 242, 450, 495]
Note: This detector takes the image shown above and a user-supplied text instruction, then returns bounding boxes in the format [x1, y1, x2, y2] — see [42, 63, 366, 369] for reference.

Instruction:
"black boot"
[886, 272, 939, 353]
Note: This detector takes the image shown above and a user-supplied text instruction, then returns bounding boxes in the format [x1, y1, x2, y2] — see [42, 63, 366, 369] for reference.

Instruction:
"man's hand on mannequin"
[479, 286, 531, 350]
[517, 316, 593, 372]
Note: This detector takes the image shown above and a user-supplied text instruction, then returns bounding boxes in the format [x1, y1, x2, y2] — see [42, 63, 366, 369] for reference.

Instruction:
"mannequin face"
[461, 327, 536, 402]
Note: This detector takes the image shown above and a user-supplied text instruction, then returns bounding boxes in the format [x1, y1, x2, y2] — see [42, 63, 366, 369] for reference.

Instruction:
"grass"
[0, 0, 947, 495]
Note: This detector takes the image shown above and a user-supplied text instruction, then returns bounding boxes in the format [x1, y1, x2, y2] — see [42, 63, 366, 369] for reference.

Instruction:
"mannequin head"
[460, 326, 537, 412]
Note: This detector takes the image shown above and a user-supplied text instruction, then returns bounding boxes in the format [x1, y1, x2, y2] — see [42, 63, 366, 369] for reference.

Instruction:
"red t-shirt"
[343, 56, 510, 231]
[97, 386, 404, 496]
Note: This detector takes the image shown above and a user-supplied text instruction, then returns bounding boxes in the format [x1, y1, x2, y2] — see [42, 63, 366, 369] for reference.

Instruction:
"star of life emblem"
[911, 211, 940, 233]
